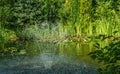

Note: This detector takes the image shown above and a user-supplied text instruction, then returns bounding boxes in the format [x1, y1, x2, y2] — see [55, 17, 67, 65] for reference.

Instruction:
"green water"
[20, 41, 96, 64]
[0, 41, 98, 74]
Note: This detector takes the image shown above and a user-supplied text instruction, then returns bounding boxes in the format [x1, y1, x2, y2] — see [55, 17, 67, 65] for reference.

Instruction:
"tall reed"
[62, 0, 120, 37]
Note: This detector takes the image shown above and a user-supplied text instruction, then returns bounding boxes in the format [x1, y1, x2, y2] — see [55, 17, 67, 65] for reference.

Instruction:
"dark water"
[0, 41, 98, 74]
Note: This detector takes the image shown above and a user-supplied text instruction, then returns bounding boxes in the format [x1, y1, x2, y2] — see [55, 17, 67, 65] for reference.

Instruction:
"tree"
[3, 0, 65, 31]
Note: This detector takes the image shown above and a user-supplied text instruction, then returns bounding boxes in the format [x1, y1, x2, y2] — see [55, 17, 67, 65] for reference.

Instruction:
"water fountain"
[0, 24, 98, 74]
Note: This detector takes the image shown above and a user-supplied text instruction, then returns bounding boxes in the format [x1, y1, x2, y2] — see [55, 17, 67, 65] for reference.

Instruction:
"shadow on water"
[0, 41, 98, 74]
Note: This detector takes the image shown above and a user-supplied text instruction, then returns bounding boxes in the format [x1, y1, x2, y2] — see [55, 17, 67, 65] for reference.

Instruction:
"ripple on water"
[0, 60, 97, 74]
[0, 53, 97, 74]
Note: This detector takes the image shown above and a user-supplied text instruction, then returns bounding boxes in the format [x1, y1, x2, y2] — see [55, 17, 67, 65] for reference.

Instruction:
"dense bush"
[3, 0, 65, 30]
[0, 27, 19, 56]
[89, 34, 120, 74]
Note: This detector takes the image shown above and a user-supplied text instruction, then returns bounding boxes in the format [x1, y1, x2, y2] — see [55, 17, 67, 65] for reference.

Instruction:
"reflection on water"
[0, 41, 98, 74]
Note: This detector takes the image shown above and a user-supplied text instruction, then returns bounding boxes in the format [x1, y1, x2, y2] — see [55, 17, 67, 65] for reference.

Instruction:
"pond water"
[0, 41, 98, 74]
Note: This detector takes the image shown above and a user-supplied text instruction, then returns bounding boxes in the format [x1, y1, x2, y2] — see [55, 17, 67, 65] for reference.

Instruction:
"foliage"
[0, 0, 65, 55]
[89, 34, 120, 73]
[1, 0, 120, 37]
[0, 27, 20, 56]
[3, 0, 65, 31]
[0, 0, 120, 56]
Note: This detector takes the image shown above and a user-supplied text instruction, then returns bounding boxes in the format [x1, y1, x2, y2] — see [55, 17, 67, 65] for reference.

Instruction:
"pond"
[0, 41, 98, 74]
